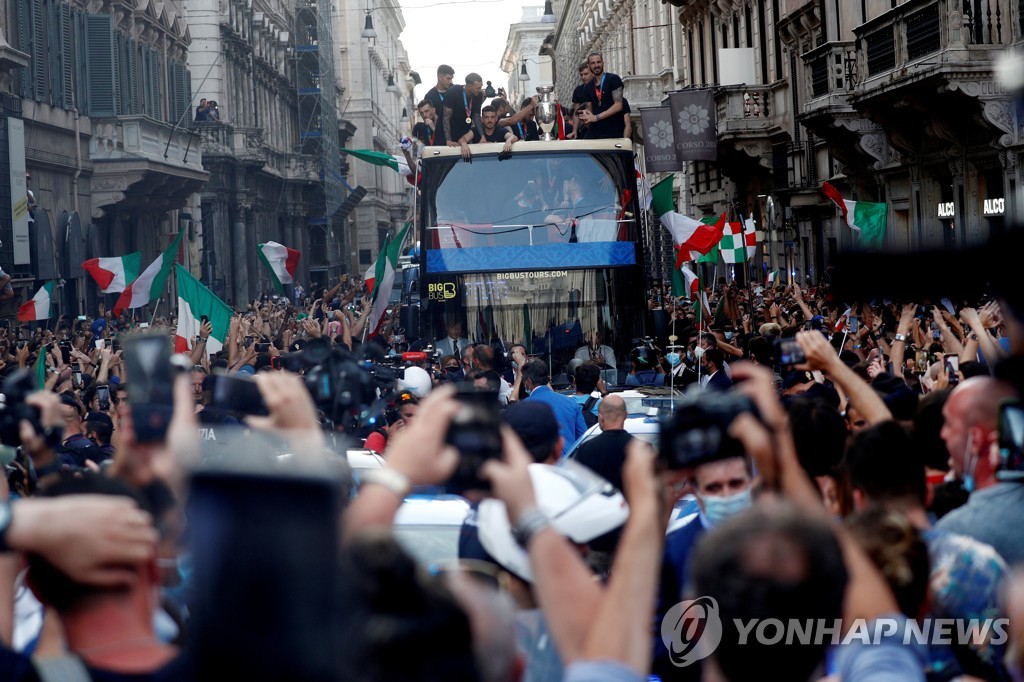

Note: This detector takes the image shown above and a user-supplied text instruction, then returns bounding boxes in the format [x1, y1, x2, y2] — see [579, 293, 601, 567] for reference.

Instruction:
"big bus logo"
[428, 282, 458, 301]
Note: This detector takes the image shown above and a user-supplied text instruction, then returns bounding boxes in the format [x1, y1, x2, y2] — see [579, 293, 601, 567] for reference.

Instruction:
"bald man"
[937, 376, 1024, 564]
[574, 394, 632, 492]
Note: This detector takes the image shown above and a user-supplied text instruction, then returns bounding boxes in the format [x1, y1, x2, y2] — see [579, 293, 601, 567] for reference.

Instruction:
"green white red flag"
[113, 231, 184, 317]
[345, 149, 412, 177]
[661, 212, 728, 269]
[18, 281, 54, 321]
[367, 222, 410, 334]
[257, 242, 300, 294]
[174, 265, 232, 355]
[82, 253, 142, 294]
[821, 181, 887, 249]
[767, 270, 779, 286]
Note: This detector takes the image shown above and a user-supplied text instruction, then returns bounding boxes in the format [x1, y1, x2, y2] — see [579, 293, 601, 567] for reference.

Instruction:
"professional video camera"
[0, 369, 52, 456]
[276, 338, 383, 430]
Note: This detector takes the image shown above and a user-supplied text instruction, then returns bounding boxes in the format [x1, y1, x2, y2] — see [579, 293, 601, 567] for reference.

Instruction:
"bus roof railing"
[420, 138, 633, 158]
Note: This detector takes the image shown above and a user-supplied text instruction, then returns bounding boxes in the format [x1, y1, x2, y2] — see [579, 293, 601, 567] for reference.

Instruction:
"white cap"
[477, 461, 629, 581]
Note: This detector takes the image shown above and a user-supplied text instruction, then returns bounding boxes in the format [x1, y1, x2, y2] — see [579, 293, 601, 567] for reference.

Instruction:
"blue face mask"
[666, 352, 681, 367]
[699, 488, 752, 528]
[963, 432, 976, 493]
[724, 331, 734, 342]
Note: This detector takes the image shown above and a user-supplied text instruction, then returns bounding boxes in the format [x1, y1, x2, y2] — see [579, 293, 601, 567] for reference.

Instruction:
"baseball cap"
[90, 318, 107, 336]
[236, 364, 256, 376]
[503, 402, 559, 463]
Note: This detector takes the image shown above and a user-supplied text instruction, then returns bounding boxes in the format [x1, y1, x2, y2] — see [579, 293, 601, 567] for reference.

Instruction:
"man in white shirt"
[435, 320, 470, 358]
[573, 331, 616, 369]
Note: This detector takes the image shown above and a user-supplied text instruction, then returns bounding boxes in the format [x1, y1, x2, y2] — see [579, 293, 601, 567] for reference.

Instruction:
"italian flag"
[82, 253, 142, 294]
[678, 265, 699, 298]
[257, 242, 300, 294]
[345, 149, 412, 177]
[113, 231, 184, 317]
[821, 181, 887, 249]
[34, 344, 47, 388]
[367, 222, 410, 334]
[767, 270, 779, 286]
[18, 281, 54, 321]
[174, 265, 232, 355]
[661, 212, 727, 268]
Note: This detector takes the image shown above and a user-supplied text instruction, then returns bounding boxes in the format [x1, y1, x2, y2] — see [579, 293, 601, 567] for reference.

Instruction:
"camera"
[0, 369, 47, 450]
[659, 391, 760, 470]
[277, 338, 380, 428]
[998, 400, 1024, 482]
[445, 386, 502, 493]
[210, 374, 268, 416]
[774, 337, 805, 367]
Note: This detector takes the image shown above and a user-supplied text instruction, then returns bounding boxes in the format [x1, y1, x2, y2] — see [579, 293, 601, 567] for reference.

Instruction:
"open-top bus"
[414, 138, 648, 376]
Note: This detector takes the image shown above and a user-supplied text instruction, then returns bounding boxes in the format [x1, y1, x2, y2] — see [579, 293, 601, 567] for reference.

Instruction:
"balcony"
[622, 71, 673, 111]
[192, 122, 319, 181]
[89, 115, 208, 219]
[841, 0, 1019, 163]
[799, 41, 889, 172]
[713, 84, 787, 171]
[852, 0, 1017, 102]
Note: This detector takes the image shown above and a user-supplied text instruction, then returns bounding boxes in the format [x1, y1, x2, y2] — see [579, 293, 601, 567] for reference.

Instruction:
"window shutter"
[30, 0, 45, 100]
[127, 38, 138, 114]
[171, 61, 187, 124]
[59, 2, 73, 108]
[84, 13, 116, 116]
[15, 0, 31, 98]
[150, 48, 162, 121]
[114, 31, 127, 115]
[166, 59, 176, 123]
[74, 9, 87, 112]
[47, 0, 58, 105]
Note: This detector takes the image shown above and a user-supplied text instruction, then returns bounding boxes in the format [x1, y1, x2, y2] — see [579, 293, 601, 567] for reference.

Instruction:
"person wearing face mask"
[700, 347, 733, 391]
[936, 376, 1024, 565]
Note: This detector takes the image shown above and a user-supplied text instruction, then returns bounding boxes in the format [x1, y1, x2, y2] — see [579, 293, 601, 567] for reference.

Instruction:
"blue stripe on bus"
[426, 242, 636, 273]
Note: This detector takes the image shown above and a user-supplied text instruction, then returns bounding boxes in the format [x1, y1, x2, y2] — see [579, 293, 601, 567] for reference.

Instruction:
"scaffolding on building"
[294, 0, 347, 273]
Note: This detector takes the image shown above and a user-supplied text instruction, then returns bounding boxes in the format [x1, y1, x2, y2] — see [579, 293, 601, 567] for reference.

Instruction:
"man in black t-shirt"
[412, 98, 445, 147]
[472, 105, 517, 152]
[494, 97, 537, 138]
[571, 62, 594, 139]
[443, 72, 485, 153]
[423, 64, 454, 126]
[577, 52, 626, 139]
[503, 98, 540, 141]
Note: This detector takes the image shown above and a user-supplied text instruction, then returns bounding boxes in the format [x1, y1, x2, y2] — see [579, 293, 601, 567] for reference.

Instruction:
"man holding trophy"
[576, 52, 626, 139]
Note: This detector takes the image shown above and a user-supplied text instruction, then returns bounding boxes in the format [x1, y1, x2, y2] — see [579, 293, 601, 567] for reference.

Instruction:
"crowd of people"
[0, 257, 1023, 682]
[405, 53, 631, 163]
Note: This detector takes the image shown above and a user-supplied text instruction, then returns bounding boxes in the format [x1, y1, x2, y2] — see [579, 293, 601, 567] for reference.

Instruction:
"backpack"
[581, 394, 599, 428]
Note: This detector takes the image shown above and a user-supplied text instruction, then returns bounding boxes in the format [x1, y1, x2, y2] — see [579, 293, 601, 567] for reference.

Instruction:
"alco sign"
[983, 198, 1005, 216]
[937, 202, 955, 218]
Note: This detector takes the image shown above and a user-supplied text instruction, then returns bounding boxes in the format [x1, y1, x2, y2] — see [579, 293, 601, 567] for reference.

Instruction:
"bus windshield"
[416, 144, 646, 376]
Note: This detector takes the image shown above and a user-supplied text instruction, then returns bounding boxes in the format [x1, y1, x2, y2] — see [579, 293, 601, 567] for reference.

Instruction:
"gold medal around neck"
[465, 117, 473, 124]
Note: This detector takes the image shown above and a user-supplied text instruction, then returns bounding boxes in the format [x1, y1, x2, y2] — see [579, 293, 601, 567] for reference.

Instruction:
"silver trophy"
[535, 85, 557, 141]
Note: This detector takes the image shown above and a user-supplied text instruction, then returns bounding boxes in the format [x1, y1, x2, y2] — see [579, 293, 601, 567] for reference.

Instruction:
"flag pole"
[150, 299, 161, 326]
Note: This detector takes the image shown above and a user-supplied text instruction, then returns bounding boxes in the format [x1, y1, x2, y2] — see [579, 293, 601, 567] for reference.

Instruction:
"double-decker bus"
[413, 138, 648, 375]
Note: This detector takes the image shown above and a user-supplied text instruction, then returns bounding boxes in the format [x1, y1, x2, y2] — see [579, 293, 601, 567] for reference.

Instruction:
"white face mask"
[693, 346, 706, 360]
